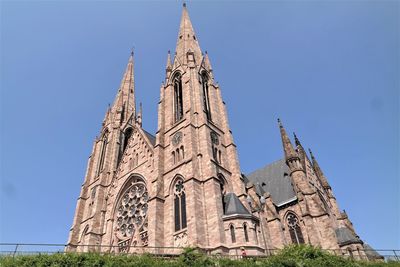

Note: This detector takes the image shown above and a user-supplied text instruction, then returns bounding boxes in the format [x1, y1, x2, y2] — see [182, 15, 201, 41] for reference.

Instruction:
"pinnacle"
[175, 3, 202, 65]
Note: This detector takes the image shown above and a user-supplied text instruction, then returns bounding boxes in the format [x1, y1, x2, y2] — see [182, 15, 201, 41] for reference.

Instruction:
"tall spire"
[112, 52, 136, 123]
[309, 149, 331, 189]
[278, 119, 298, 161]
[175, 3, 202, 65]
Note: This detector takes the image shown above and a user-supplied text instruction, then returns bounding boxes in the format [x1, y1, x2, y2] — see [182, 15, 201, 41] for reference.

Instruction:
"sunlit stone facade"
[67, 4, 371, 259]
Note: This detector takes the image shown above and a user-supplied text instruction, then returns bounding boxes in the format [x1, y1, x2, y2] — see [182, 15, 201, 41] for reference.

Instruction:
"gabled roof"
[246, 159, 296, 206]
[335, 227, 362, 246]
[143, 129, 156, 146]
[224, 193, 250, 216]
[363, 243, 384, 260]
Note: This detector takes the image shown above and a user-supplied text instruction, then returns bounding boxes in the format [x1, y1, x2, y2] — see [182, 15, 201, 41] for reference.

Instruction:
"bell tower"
[152, 3, 249, 249]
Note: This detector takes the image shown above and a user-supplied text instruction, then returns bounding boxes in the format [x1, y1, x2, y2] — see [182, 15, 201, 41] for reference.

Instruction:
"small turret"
[308, 149, 331, 189]
[278, 119, 303, 173]
[166, 50, 172, 78]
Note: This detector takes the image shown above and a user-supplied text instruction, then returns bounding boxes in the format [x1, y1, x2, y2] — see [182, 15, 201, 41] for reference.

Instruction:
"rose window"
[114, 181, 148, 239]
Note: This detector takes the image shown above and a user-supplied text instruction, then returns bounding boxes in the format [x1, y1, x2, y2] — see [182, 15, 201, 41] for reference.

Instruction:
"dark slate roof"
[143, 129, 156, 146]
[246, 159, 296, 206]
[224, 193, 251, 216]
[363, 243, 384, 260]
[335, 227, 361, 246]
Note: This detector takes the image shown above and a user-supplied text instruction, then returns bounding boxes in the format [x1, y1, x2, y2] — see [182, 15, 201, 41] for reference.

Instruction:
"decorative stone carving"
[114, 178, 148, 248]
[174, 231, 188, 247]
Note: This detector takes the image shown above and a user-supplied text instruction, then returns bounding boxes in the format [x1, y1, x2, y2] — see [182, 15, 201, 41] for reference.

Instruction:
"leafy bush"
[0, 245, 398, 267]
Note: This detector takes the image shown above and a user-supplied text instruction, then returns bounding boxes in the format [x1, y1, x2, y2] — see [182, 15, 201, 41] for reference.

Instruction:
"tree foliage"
[1, 245, 398, 267]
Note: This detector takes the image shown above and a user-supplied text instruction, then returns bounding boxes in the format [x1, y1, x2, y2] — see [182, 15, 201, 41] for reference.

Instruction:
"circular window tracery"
[287, 213, 299, 228]
[114, 179, 148, 240]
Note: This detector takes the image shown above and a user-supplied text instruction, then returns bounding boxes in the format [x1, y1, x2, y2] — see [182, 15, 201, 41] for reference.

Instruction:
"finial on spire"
[183, 2, 186, 7]
[277, 118, 283, 127]
[293, 132, 301, 146]
[130, 47, 134, 56]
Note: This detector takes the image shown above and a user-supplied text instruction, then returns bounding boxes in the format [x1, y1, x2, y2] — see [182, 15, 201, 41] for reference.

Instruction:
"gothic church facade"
[67, 4, 372, 258]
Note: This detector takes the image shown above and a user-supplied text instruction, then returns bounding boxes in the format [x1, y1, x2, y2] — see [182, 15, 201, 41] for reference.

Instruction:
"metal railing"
[0, 243, 399, 262]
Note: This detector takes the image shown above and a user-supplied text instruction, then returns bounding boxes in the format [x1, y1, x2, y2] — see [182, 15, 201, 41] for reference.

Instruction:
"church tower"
[149, 3, 259, 251]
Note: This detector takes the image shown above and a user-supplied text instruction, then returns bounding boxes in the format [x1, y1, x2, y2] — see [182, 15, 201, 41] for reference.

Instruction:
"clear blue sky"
[1, 0, 399, 250]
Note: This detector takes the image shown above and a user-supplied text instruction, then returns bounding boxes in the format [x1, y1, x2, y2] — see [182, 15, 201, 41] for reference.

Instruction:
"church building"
[67, 4, 375, 259]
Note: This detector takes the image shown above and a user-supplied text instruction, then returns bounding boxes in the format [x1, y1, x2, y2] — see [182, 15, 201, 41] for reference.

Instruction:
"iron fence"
[0, 243, 399, 262]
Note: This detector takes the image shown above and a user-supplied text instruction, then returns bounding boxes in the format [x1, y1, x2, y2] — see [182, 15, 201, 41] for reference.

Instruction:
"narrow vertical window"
[180, 146, 185, 159]
[174, 73, 183, 122]
[218, 174, 226, 214]
[243, 223, 249, 242]
[176, 148, 180, 162]
[118, 128, 133, 164]
[218, 150, 222, 164]
[213, 147, 218, 162]
[230, 224, 236, 243]
[123, 128, 133, 153]
[181, 192, 187, 229]
[97, 132, 108, 175]
[174, 179, 187, 232]
[201, 72, 212, 121]
[287, 213, 305, 244]
[174, 196, 180, 231]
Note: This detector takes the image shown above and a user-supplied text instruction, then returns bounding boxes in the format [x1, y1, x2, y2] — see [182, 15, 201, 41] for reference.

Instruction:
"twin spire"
[108, 4, 204, 126]
[278, 119, 331, 189]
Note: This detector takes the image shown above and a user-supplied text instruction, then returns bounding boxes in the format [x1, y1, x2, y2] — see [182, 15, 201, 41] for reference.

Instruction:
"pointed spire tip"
[277, 118, 283, 127]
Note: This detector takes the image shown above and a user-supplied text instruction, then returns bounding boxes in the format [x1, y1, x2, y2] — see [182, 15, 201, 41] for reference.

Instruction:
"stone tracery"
[114, 177, 148, 251]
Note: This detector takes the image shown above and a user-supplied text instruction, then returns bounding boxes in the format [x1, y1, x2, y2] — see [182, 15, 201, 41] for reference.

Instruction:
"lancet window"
[218, 174, 226, 214]
[201, 72, 211, 121]
[230, 224, 236, 243]
[243, 223, 249, 242]
[173, 73, 183, 122]
[174, 179, 187, 232]
[287, 213, 305, 244]
[118, 128, 133, 165]
[97, 131, 108, 176]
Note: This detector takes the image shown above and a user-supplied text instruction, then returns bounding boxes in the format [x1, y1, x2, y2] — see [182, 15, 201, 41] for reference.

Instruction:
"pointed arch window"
[243, 223, 249, 242]
[218, 174, 226, 214]
[201, 72, 212, 121]
[230, 224, 236, 243]
[287, 213, 305, 244]
[173, 73, 183, 122]
[174, 179, 187, 232]
[118, 128, 133, 164]
[97, 131, 108, 175]
[123, 128, 133, 153]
